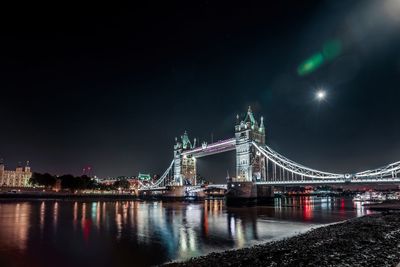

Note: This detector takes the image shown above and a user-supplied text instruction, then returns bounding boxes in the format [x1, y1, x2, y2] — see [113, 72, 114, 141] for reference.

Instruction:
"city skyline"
[1, 1, 400, 180]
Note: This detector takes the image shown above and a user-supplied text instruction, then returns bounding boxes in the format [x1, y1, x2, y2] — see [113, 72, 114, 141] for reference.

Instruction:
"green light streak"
[297, 53, 324, 76]
[297, 39, 342, 76]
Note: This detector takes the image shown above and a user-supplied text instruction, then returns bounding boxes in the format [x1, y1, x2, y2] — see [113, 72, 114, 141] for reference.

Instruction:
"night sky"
[1, 1, 400, 181]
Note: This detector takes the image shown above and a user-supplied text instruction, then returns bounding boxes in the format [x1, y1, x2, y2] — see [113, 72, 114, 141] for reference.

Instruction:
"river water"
[0, 197, 371, 267]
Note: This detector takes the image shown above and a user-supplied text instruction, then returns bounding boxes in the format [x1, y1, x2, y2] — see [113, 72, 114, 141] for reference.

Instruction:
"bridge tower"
[234, 106, 266, 182]
[173, 131, 197, 186]
[226, 106, 271, 206]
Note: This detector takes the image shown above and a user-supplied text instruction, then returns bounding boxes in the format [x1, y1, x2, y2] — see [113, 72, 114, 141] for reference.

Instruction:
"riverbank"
[0, 192, 227, 202]
[0, 192, 220, 202]
[164, 213, 400, 266]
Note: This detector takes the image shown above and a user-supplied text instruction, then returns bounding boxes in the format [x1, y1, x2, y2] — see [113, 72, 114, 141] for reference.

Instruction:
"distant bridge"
[138, 107, 400, 191]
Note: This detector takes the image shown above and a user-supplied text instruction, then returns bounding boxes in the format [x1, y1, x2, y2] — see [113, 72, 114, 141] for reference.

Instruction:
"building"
[0, 160, 32, 187]
[138, 173, 151, 181]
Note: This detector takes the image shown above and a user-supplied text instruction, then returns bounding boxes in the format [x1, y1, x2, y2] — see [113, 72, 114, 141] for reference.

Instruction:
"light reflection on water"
[0, 197, 370, 267]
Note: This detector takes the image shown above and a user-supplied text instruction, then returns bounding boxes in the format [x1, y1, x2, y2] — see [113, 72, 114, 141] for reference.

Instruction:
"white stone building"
[0, 160, 32, 187]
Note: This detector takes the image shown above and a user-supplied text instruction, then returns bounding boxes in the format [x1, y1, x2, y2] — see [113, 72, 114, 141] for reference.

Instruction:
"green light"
[138, 173, 151, 180]
[297, 39, 342, 76]
[297, 53, 324, 76]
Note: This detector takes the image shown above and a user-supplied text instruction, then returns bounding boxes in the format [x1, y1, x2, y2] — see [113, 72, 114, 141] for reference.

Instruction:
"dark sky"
[1, 1, 400, 181]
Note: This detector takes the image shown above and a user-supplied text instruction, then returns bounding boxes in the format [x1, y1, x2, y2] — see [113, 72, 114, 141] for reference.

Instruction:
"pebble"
[163, 213, 400, 267]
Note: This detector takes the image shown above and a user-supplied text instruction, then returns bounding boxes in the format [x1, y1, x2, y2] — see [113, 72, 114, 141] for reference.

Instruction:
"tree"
[53, 174, 99, 191]
[76, 175, 94, 189]
[113, 179, 130, 190]
[59, 174, 78, 190]
[29, 172, 56, 188]
[29, 172, 108, 192]
[97, 183, 114, 191]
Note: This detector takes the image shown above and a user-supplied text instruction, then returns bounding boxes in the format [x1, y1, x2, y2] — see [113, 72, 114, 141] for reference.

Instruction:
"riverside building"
[0, 160, 32, 187]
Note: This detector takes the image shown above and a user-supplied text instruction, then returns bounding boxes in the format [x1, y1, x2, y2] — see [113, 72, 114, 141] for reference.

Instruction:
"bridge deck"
[181, 138, 236, 158]
[256, 178, 400, 186]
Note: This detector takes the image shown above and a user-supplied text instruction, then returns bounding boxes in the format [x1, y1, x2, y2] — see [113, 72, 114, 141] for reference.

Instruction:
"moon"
[316, 90, 326, 101]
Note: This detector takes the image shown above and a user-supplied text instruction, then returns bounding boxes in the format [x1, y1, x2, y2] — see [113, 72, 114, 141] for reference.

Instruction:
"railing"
[257, 177, 400, 185]
[253, 142, 344, 179]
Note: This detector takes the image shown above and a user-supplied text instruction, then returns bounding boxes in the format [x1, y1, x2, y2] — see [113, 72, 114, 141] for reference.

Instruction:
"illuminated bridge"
[139, 107, 400, 191]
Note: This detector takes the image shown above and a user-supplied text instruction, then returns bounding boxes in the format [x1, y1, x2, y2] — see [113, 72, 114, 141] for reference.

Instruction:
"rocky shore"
[164, 213, 400, 266]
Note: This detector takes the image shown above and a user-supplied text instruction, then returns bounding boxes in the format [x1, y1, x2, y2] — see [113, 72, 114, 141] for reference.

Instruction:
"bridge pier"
[160, 186, 186, 201]
[226, 181, 257, 206]
[256, 184, 275, 204]
[159, 186, 206, 201]
[225, 181, 274, 206]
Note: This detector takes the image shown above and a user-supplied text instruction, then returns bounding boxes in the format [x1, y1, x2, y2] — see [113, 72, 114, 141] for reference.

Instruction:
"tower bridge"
[139, 107, 400, 202]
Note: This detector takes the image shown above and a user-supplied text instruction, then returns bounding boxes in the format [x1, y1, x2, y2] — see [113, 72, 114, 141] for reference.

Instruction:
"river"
[0, 197, 371, 267]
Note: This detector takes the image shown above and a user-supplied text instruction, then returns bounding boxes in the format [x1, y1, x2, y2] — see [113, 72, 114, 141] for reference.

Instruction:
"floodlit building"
[0, 160, 32, 187]
[138, 173, 151, 181]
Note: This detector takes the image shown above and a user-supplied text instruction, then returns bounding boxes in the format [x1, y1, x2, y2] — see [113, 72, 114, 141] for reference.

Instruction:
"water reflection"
[40, 201, 45, 234]
[354, 201, 373, 217]
[53, 201, 58, 232]
[0, 203, 30, 251]
[0, 197, 370, 267]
